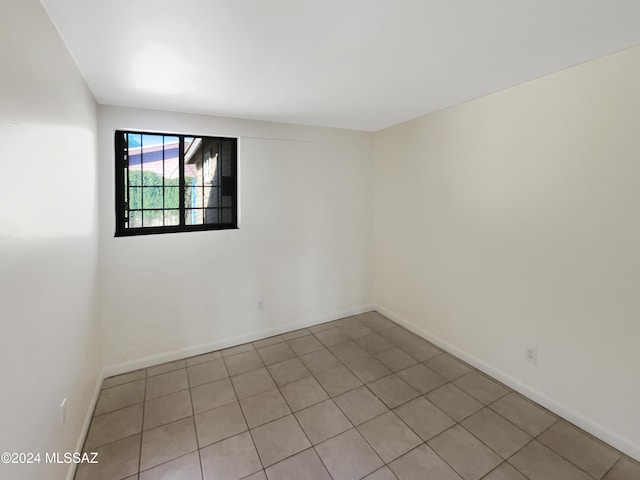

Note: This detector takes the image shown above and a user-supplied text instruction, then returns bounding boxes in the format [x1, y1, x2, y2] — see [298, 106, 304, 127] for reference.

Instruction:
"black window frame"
[114, 129, 238, 237]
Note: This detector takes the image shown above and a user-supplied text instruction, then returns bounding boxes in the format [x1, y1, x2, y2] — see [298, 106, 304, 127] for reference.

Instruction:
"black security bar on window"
[114, 130, 238, 236]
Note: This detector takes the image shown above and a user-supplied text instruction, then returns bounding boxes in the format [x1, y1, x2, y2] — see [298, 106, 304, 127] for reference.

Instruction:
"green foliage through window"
[128, 171, 193, 225]
[128, 171, 194, 210]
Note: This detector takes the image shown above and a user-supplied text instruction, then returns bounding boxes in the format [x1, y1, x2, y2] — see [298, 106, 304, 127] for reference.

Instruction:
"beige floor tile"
[314, 365, 362, 396]
[482, 463, 527, 480]
[190, 377, 236, 414]
[358, 411, 422, 463]
[300, 349, 342, 373]
[139, 451, 202, 480]
[221, 343, 254, 358]
[329, 341, 370, 363]
[267, 358, 311, 386]
[538, 421, 620, 479]
[386, 327, 421, 343]
[603, 458, 640, 480]
[428, 425, 501, 480]
[334, 386, 389, 425]
[295, 399, 352, 445]
[144, 389, 193, 430]
[375, 348, 417, 372]
[339, 321, 374, 339]
[140, 417, 198, 471]
[102, 370, 146, 389]
[314, 327, 350, 347]
[243, 471, 267, 480]
[146, 370, 189, 400]
[367, 374, 420, 408]
[426, 384, 483, 421]
[315, 428, 384, 480]
[400, 339, 442, 362]
[309, 321, 335, 333]
[230, 367, 276, 399]
[378, 326, 405, 342]
[287, 334, 324, 355]
[250, 414, 311, 467]
[147, 360, 186, 378]
[85, 404, 143, 449]
[81, 318, 634, 480]
[257, 342, 296, 365]
[224, 350, 264, 376]
[199, 431, 261, 480]
[253, 335, 284, 349]
[389, 444, 462, 480]
[394, 396, 455, 441]
[239, 388, 291, 428]
[355, 333, 394, 355]
[186, 351, 222, 367]
[490, 393, 556, 436]
[453, 372, 509, 404]
[331, 317, 356, 329]
[397, 364, 447, 394]
[382, 329, 421, 348]
[95, 379, 145, 415]
[346, 356, 392, 383]
[280, 375, 329, 411]
[362, 466, 398, 480]
[194, 401, 247, 447]
[282, 328, 311, 340]
[357, 312, 395, 332]
[265, 448, 331, 480]
[75, 434, 141, 480]
[509, 440, 591, 480]
[187, 360, 228, 388]
[425, 354, 472, 380]
[461, 408, 531, 459]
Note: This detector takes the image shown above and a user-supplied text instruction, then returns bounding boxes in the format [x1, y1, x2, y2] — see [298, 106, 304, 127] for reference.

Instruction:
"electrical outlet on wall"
[526, 348, 538, 365]
[258, 300, 264, 311]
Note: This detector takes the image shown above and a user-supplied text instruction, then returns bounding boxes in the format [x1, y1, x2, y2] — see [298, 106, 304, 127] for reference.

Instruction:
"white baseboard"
[103, 304, 374, 378]
[67, 371, 104, 480]
[374, 303, 640, 462]
[70, 304, 373, 478]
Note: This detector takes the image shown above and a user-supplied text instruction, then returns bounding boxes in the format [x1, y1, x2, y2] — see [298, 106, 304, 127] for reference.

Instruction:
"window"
[114, 130, 237, 236]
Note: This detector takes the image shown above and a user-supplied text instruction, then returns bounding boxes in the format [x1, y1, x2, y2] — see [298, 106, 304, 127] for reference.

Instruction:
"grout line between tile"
[477, 460, 532, 480]
[137, 375, 147, 475]
[184, 358, 204, 480]
[258, 352, 349, 478]
[525, 422, 611, 480]
[503, 436, 539, 479]
[137, 450, 201, 479]
[225, 360, 265, 478]
[146, 361, 186, 378]
[536, 420, 626, 480]
[80, 314, 637, 480]
[100, 373, 147, 390]
[599, 457, 626, 480]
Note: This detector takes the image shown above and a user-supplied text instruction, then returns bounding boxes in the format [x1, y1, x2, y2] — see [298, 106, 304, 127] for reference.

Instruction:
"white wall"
[0, 1, 101, 479]
[6, 1, 636, 470]
[98, 106, 373, 371]
[373, 46, 640, 459]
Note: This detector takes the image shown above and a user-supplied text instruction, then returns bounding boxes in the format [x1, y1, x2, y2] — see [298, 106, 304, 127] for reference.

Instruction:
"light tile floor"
[75, 312, 640, 480]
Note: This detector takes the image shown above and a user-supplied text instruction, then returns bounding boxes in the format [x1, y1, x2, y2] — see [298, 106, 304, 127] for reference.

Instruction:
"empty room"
[1, 0, 640, 479]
